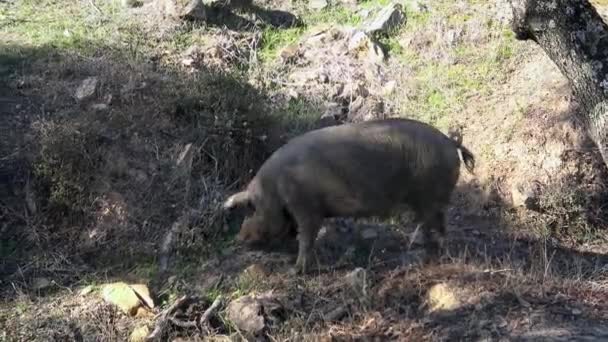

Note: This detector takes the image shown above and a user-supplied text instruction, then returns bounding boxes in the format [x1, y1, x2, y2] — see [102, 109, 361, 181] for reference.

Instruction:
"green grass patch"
[259, 26, 305, 63]
[273, 97, 324, 136]
[305, 5, 362, 26]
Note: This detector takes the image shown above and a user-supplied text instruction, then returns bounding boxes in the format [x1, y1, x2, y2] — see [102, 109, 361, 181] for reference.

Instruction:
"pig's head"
[236, 214, 298, 249]
[236, 215, 267, 245]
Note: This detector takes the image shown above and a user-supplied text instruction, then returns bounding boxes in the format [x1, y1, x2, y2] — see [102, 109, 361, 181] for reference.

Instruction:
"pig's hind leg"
[413, 205, 448, 262]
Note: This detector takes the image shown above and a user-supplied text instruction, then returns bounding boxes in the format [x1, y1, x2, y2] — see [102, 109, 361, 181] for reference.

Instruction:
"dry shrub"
[32, 119, 105, 220]
[528, 148, 608, 243]
[536, 175, 608, 243]
[4, 48, 278, 274]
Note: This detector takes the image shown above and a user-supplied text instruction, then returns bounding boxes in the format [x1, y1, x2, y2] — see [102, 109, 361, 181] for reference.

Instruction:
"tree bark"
[509, 0, 608, 166]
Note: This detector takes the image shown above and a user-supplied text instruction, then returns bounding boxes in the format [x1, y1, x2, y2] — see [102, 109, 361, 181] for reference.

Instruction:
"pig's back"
[255, 118, 461, 216]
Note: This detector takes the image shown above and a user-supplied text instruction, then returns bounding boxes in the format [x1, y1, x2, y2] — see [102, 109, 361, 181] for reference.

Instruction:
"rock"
[344, 267, 367, 294]
[309, 0, 328, 10]
[157, 0, 207, 20]
[129, 325, 150, 342]
[427, 283, 459, 312]
[279, 43, 300, 64]
[324, 306, 348, 321]
[75, 77, 98, 101]
[176, 143, 194, 168]
[361, 3, 406, 35]
[243, 263, 269, 279]
[287, 88, 299, 99]
[360, 226, 378, 240]
[91, 103, 109, 112]
[226, 291, 285, 337]
[347, 30, 369, 51]
[102, 282, 155, 316]
[511, 181, 540, 211]
[32, 277, 52, 291]
[382, 80, 397, 95]
[348, 31, 386, 64]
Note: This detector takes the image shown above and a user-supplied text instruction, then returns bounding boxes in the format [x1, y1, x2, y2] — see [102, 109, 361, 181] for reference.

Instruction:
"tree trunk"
[509, 0, 608, 166]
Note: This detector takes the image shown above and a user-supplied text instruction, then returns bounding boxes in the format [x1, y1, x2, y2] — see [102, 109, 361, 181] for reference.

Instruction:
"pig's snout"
[236, 216, 266, 245]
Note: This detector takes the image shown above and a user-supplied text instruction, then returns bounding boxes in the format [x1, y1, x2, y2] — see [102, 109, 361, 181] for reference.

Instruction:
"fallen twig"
[146, 295, 191, 341]
[169, 317, 198, 329]
[199, 295, 223, 326]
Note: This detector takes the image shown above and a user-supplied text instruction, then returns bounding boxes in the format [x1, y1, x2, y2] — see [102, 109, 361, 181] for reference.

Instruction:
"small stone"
[309, 0, 328, 10]
[319, 73, 330, 83]
[176, 143, 194, 167]
[129, 325, 149, 342]
[344, 267, 367, 294]
[226, 291, 284, 335]
[75, 77, 98, 101]
[279, 43, 300, 64]
[511, 181, 540, 211]
[361, 3, 406, 35]
[571, 308, 582, 315]
[102, 282, 154, 316]
[324, 306, 348, 321]
[181, 57, 195, 67]
[91, 103, 109, 112]
[244, 263, 269, 278]
[361, 226, 378, 240]
[382, 80, 396, 95]
[427, 283, 459, 312]
[287, 88, 299, 99]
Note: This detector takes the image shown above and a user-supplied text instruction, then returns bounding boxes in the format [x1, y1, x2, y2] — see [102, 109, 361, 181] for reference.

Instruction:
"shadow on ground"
[0, 38, 319, 300]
